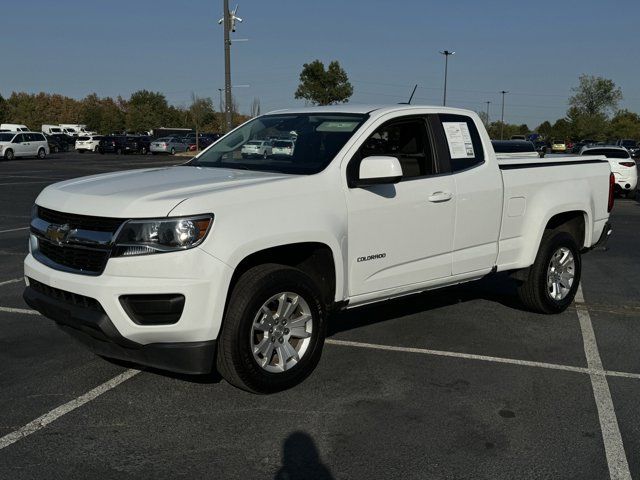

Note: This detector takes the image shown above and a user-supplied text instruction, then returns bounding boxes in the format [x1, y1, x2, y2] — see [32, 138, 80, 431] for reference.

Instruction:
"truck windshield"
[189, 113, 368, 174]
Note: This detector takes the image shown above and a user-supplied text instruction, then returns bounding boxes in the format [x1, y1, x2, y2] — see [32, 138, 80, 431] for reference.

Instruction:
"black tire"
[116, 148, 123, 155]
[170, 147, 176, 155]
[37, 148, 46, 159]
[94, 146, 99, 153]
[78, 150, 85, 154]
[53, 146, 59, 153]
[216, 264, 327, 394]
[263, 151, 268, 159]
[517, 230, 581, 314]
[141, 146, 148, 155]
[3, 149, 13, 161]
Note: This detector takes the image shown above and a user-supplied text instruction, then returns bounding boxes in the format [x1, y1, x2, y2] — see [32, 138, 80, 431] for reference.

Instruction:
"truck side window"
[438, 114, 485, 172]
[350, 118, 435, 181]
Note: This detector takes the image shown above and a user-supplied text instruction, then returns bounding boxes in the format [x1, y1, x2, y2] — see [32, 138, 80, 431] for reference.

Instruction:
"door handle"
[428, 191, 454, 203]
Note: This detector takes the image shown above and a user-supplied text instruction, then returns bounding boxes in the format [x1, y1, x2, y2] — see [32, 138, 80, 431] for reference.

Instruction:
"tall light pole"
[439, 50, 455, 106]
[218, 3, 242, 133]
[218, 88, 224, 114]
[222, 1, 232, 132]
[485, 101, 491, 126]
[500, 90, 509, 140]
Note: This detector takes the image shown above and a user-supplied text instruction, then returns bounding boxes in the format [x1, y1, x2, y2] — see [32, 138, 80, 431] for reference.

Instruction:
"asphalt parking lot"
[1, 152, 639, 479]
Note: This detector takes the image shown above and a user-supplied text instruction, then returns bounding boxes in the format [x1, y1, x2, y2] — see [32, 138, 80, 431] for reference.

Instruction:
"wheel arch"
[226, 242, 340, 313]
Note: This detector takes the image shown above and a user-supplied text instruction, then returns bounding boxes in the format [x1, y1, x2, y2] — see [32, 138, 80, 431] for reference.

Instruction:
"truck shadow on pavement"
[274, 431, 334, 480]
[328, 272, 525, 337]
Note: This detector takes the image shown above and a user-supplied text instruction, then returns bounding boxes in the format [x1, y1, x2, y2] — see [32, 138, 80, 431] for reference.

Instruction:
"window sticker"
[443, 122, 475, 159]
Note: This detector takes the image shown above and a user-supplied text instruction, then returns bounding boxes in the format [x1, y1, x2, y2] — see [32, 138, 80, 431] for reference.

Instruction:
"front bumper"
[23, 284, 216, 374]
[24, 247, 233, 344]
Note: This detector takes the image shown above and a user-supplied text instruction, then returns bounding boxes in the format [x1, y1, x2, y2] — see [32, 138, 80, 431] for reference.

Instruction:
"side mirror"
[354, 156, 403, 187]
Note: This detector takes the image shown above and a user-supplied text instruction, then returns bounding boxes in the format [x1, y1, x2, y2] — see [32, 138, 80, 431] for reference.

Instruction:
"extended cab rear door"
[345, 114, 456, 297]
[433, 113, 503, 275]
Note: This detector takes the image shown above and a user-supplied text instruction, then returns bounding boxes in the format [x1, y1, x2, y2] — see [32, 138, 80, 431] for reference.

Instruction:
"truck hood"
[36, 166, 292, 218]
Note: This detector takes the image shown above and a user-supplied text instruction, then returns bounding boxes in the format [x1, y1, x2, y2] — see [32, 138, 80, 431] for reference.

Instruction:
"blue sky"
[3, 0, 639, 127]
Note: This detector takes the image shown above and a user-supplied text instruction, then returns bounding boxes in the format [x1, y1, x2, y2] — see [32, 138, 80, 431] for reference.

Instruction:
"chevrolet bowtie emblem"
[45, 223, 70, 245]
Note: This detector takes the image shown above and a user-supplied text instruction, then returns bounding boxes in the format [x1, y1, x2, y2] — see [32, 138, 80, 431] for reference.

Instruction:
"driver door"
[345, 116, 456, 297]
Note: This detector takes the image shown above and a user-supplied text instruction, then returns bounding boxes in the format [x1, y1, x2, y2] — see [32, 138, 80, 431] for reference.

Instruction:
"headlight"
[112, 214, 213, 257]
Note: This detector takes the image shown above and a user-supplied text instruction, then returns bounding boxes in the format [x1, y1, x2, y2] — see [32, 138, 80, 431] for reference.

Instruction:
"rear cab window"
[434, 114, 485, 172]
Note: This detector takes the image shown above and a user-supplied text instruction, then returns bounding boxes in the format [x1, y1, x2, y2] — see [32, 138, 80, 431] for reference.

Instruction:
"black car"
[98, 136, 128, 154]
[44, 134, 67, 153]
[50, 133, 73, 150]
[125, 135, 152, 154]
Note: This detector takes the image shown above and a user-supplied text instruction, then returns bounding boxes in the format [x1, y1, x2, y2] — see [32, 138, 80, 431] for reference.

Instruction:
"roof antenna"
[398, 84, 418, 104]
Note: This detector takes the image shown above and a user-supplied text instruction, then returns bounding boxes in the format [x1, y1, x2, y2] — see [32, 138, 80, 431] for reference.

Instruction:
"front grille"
[28, 277, 104, 312]
[37, 206, 124, 233]
[38, 241, 109, 274]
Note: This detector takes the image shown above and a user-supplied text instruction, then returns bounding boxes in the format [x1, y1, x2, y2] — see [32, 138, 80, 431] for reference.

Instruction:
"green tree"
[294, 60, 353, 105]
[536, 120, 553, 139]
[607, 109, 640, 140]
[0, 94, 7, 124]
[189, 93, 217, 150]
[125, 90, 171, 132]
[569, 74, 622, 117]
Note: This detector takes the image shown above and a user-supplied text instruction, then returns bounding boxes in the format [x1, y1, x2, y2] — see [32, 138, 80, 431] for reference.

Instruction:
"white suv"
[0, 132, 49, 160]
[75, 135, 103, 153]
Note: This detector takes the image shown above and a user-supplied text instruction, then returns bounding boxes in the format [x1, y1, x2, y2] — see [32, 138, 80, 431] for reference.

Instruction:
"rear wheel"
[94, 146, 99, 153]
[37, 148, 46, 159]
[216, 264, 327, 394]
[517, 230, 581, 314]
[170, 147, 176, 155]
[116, 148, 123, 155]
[141, 146, 148, 155]
[53, 146, 59, 153]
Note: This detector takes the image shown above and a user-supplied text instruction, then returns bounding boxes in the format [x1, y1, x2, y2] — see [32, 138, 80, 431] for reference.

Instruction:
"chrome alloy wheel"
[251, 292, 313, 373]
[547, 247, 575, 301]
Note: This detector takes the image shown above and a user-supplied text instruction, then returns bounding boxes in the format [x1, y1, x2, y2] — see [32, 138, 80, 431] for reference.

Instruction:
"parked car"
[98, 136, 128, 154]
[581, 146, 637, 198]
[42, 125, 64, 136]
[45, 134, 67, 153]
[24, 105, 613, 393]
[75, 135, 103, 153]
[0, 124, 30, 132]
[616, 139, 639, 157]
[271, 139, 295, 156]
[533, 140, 548, 155]
[51, 133, 74, 149]
[241, 140, 273, 158]
[150, 137, 187, 155]
[491, 140, 541, 158]
[0, 132, 49, 160]
[551, 139, 567, 153]
[125, 135, 152, 155]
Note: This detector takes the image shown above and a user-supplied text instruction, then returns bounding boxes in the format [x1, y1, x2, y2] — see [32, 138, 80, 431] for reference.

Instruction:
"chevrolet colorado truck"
[23, 105, 614, 393]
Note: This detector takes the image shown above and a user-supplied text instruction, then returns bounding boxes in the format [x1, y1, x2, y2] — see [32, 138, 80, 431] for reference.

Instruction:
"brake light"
[608, 172, 615, 213]
[619, 161, 636, 167]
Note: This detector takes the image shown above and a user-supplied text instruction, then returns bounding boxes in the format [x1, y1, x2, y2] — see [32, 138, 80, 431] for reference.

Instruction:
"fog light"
[120, 294, 185, 325]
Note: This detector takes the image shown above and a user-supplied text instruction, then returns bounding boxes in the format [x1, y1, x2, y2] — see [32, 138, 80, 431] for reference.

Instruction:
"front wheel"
[216, 264, 327, 394]
[37, 148, 46, 159]
[4, 149, 14, 160]
[517, 231, 581, 314]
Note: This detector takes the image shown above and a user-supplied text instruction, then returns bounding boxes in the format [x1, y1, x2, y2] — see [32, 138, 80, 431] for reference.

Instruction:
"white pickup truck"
[24, 105, 614, 393]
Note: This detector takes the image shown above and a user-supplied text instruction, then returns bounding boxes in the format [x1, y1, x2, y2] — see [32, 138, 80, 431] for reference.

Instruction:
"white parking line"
[0, 369, 140, 450]
[576, 285, 631, 480]
[0, 306, 38, 315]
[0, 181, 52, 186]
[325, 339, 640, 381]
[0, 278, 23, 287]
[0, 227, 29, 234]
